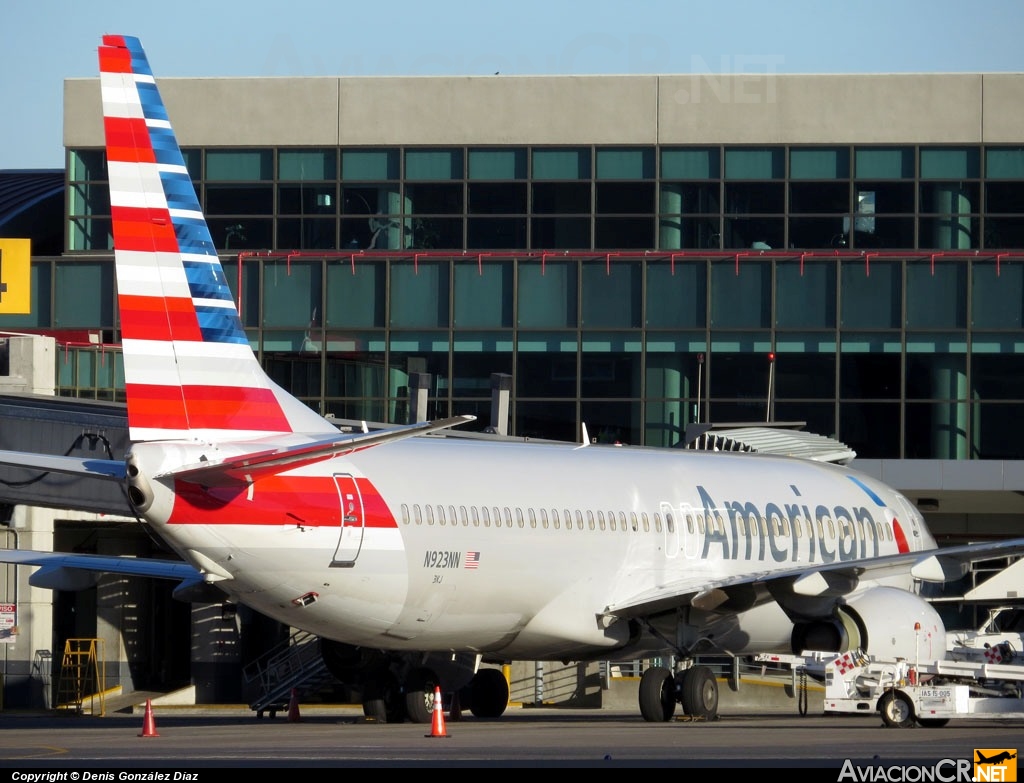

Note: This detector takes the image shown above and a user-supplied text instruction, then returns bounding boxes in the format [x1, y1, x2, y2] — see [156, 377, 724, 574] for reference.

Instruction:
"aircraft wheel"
[469, 668, 509, 718]
[681, 665, 719, 721]
[916, 718, 950, 728]
[639, 666, 676, 722]
[404, 666, 440, 724]
[879, 690, 915, 728]
[363, 672, 405, 723]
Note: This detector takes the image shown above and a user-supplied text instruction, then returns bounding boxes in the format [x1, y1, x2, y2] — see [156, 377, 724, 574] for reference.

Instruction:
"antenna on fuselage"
[579, 422, 591, 448]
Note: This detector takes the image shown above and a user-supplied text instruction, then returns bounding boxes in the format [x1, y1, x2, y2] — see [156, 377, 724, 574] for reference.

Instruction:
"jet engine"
[791, 586, 945, 660]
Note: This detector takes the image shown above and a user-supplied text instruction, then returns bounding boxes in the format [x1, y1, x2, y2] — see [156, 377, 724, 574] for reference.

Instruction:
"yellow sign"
[975, 749, 1018, 782]
[0, 239, 31, 314]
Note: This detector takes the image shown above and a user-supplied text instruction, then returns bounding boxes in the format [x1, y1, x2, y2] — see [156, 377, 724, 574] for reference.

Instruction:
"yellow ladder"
[56, 638, 105, 715]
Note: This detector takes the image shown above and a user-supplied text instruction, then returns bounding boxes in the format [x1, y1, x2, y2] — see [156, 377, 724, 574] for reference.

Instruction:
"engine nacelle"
[792, 586, 945, 660]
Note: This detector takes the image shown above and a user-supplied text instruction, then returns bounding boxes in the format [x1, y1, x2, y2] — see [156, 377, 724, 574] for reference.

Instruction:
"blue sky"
[2, 0, 1023, 169]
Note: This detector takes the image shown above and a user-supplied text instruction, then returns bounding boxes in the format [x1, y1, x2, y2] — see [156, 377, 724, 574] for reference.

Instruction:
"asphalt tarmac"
[0, 705, 1021, 770]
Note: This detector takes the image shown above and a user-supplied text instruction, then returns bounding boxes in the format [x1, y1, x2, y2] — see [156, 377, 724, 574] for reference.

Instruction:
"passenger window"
[627, 512, 635, 532]
[654, 513, 662, 533]
[597, 511, 606, 531]
[576, 510, 585, 530]
[663, 513, 671, 534]
[516, 508, 525, 528]
[686, 513, 694, 534]
[642, 513, 650, 533]
[401, 504, 410, 525]
[426, 505, 434, 525]
[449, 505, 457, 526]
[504, 507, 513, 528]
[460, 505, 468, 526]
[471, 506, 479, 527]
[587, 510, 595, 530]
[413, 504, 423, 525]
[437, 505, 446, 526]
[540, 508, 548, 529]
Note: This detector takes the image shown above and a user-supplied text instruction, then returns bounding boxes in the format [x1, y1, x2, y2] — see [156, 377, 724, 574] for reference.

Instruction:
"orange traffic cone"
[425, 685, 449, 738]
[138, 698, 159, 737]
[448, 690, 462, 722]
[287, 688, 301, 722]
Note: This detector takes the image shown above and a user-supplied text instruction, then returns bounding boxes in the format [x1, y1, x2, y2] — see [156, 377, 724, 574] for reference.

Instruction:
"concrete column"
[659, 183, 684, 250]
[489, 373, 512, 435]
[408, 372, 431, 423]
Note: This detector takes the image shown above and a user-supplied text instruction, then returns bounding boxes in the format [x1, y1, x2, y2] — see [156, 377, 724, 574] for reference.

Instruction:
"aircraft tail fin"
[98, 35, 334, 443]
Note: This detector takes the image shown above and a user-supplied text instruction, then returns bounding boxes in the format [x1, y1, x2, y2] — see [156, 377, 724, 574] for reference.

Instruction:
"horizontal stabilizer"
[0, 450, 126, 481]
[163, 415, 476, 486]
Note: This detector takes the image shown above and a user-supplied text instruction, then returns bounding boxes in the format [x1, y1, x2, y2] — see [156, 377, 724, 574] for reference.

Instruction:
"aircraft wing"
[0, 451, 126, 480]
[0, 548, 220, 602]
[601, 537, 1024, 623]
[163, 415, 476, 487]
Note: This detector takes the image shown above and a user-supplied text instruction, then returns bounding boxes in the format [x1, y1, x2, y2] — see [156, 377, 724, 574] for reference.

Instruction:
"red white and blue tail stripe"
[99, 35, 335, 442]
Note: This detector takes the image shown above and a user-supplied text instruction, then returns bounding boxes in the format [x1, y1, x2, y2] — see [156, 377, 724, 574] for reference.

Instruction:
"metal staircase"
[243, 630, 336, 717]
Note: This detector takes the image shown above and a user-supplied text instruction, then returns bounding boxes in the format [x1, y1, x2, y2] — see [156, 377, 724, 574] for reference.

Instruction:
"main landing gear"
[638, 664, 719, 722]
[362, 665, 511, 723]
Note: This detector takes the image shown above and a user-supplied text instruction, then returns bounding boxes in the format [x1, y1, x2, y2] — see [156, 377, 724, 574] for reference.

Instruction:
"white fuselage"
[131, 436, 933, 661]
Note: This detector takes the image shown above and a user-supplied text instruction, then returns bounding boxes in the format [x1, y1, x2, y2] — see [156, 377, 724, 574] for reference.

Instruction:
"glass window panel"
[517, 260, 577, 327]
[532, 182, 590, 214]
[594, 216, 654, 249]
[839, 347, 902, 399]
[789, 182, 849, 214]
[972, 403, 1024, 459]
[386, 338, 450, 421]
[852, 216, 914, 249]
[596, 148, 654, 179]
[326, 260, 386, 328]
[789, 216, 850, 249]
[468, 182, 527, 214]
[468, 148, 526, 179]
[661, 148, 720, 179]
[410, 217, 462, 249]
[466, 217, 528, 249]
[515, 400, 577, 441]
[279, 184, 337, 215]
[723, 216, 783, 249]
[706, 347, 773, 400]
[645, 349, 705, 446]
[920, 216, 979, 250]
[532, 148, 590, 180]
[580, 333, 642, 398]
[790, 148, 850, 179]
[277, 217, 336, 250]
[839, 402, 900, 458]
[390, 260, 449, 328]
[530, 217, 590, 249]
[986, 147, 1024, 179]
[920, 147, 980, 179]
[710, 259, 770, 328]
[658, 214, 721, 250]
[69, 181, 110, 217]
[725, 182, 784, 213]
[262, 260, 321, 328]
[452, 332, 514, 397]
[207, 218, 272, 251]
[646, 260, 707, 328]
[905, 401, 969, 458]
[342, 149, 399, 180]
[776, 260, 836, 328]
[855, 147, 913, 179]
[773, 401, 836, 438]
[580, 400, 640, 445]
[405, 149, 463, 180]
[985, 183, 1024, 213]
[772, 350, 836, 399]
[406, 183, 463, 214]
[264, 349, 321, 396]
[325, 341, 386, 395]
[581, 260, 641, 328]
[516, 332, 579, 398]
[985, 217, 1024, 248]
[660, 182, 719, 214]
[204, 184, 273, 215]
[840, 258, 901, 329]
[454, 259, 512, 328]
[0, 262, 51, 328]
[724, 148, 783, 179]
[69, 217, 112, 251]
[279, 149, 337, 180]
[905, 339, 967, 398]
[856, 182, 914, 214]
[972, 259, 1023, 328]
[68, 149, 106, 181]
[920, 182, 979, 213]
[205, 149, 273, 181]
[595, 182, 654, 214]
[55, 261, 114, 328]
[972, 352, 1024, 400]
[181, 149, 201, 180]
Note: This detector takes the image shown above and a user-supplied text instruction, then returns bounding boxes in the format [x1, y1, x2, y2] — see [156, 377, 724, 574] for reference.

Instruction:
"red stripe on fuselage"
[167, 475, 397, 528]
[119, 295, 203, 342]
[893, 519, 910, 553]
[124, 384, 291, 433]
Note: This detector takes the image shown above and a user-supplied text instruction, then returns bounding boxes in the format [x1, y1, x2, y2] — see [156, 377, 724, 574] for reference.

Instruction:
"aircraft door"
[332, 474, 364, 566]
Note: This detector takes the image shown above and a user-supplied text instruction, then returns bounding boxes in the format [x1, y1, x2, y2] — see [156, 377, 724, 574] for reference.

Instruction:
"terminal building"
[1, 68, 1023, 710]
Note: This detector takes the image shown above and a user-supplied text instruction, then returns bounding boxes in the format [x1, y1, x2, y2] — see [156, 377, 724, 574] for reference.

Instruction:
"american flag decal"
[465, 551, 480, 569]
